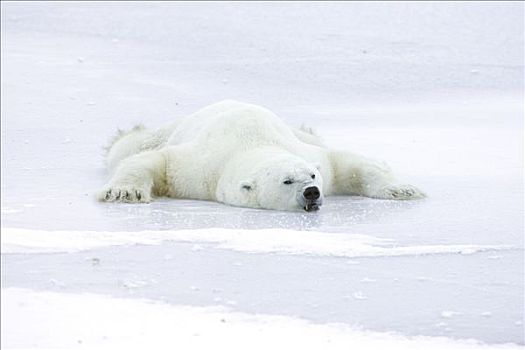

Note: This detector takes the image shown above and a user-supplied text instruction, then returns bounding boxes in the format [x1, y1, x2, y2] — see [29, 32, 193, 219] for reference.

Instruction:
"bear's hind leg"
[328, 150, 425, 200]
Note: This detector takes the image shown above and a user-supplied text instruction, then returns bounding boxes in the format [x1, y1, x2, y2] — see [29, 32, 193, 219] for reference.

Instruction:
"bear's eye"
[311, 174, 316, 179]
[283, 179, 294, 185]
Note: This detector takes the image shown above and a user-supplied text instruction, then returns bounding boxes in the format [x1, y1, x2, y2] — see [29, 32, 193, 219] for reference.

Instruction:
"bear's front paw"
[377, 184, 426, 200]
[98, 186, 151, 203]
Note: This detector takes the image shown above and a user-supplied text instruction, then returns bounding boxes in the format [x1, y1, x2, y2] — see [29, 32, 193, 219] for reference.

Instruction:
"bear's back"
[166, 100, 297, 152]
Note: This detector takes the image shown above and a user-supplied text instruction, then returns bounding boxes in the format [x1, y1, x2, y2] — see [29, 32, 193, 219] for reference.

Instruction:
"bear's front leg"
[98, 150, 168, 203]
[328, 150, 425, 200]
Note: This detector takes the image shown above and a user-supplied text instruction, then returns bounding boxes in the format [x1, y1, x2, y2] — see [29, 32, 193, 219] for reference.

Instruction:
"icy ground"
[1, 2, 524, 349]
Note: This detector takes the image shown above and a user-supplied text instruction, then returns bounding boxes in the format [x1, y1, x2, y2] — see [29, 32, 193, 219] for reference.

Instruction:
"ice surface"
[3, 288, 521, 350]
[1, 2, 523, 347]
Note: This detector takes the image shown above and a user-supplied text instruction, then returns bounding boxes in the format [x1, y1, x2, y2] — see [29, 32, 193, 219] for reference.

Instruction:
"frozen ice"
[1, 1, 523, 348]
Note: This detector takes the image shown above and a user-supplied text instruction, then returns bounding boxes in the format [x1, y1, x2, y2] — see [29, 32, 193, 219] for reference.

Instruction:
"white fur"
[99, 100, 425, 211]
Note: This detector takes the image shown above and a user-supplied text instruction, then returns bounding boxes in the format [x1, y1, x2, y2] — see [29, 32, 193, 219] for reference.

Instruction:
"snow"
[2, 288, 521, 350]
[1, 227, 514, 257]
[442, 311, 463, 319]
[1, 1, 523, 348]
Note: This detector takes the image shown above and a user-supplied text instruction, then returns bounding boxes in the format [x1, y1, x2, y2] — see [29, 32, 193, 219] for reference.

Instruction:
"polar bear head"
[217, 149, 324, 211]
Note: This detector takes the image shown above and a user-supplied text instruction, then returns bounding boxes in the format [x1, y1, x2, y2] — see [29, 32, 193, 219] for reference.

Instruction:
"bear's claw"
[98, 187, 150, 203]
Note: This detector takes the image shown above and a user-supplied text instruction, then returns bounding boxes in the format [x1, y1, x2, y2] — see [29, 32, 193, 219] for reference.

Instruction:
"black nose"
[303, 186, 320, 201]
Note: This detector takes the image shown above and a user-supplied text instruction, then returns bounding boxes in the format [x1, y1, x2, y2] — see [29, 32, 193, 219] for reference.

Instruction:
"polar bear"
[98, 100, 424, 211]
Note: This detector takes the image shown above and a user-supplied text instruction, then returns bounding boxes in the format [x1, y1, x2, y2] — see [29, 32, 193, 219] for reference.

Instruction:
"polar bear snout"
[303, 186, 320, 201]
[302, 186, 322, 212]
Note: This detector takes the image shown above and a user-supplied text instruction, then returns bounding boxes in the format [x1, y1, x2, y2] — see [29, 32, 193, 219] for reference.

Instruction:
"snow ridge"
[1, 227, 514, 258]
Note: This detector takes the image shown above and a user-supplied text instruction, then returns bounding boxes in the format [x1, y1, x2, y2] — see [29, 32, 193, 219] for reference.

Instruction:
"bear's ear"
[240, 180, 255, 192]
[314, 163, 322, 171]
